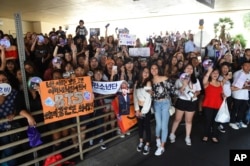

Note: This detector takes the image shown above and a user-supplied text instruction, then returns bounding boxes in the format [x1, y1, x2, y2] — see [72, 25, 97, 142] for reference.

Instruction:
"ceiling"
[0, 0, 250, 25]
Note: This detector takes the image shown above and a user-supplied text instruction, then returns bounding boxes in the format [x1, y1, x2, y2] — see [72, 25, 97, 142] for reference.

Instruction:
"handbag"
[215, 98, 230, 123]
[169, 98, 175, 116]
[169, 106, 175, 116]
[27, 126, 43, 147]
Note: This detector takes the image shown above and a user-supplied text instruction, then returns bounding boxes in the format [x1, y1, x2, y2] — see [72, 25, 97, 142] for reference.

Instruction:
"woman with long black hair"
[133, 67, 152, 155]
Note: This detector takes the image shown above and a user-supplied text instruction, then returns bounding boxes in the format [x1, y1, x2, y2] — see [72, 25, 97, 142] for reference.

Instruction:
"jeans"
[153, 99, 170, 143]
[0, 134, 16, 166]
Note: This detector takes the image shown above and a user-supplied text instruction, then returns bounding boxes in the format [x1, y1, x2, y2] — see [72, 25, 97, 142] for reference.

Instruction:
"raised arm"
[203, 66, 213, 88]
[0, 45, 6, 71]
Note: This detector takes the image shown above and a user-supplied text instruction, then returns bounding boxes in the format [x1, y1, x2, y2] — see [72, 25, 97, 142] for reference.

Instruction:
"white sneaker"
[169, 133, 176, 143]
[154, 147, 165, 156]
[117, 129, 125, 138]
[185, 136, 191, 146]
[239, 122, 247, 128]
[229, 123, 239, 130]
[143, 145, 150, 155]
[156, 138, 161, 148]
[126, 132, 131, 136]
[137, 142, 144, 152]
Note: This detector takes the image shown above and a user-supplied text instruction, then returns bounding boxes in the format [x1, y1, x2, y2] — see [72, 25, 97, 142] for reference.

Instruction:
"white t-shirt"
[175, 78, 201, 101]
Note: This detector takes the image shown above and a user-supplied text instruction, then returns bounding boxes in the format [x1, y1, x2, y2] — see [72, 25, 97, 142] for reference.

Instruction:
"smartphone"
[197, 56, 202, 63]
[112, 65, 117, 72]
[228, 72, 232, 79]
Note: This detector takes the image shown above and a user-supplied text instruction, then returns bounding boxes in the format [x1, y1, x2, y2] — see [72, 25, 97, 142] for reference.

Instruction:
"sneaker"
[239, 122, 247, 128]
[229, 123, 239, 130]
[117, 129, 125, 138]
[126, 132, 131, 136]
[100, 144, 107, 150]
[99, 139, 107, 150]
[89, 139, 94, 146]
[185, 136, 191, 146]
[143, 145, 150, 155]
[154, 147, 165, 156]
[156, 138, 161, 148]
[169, 133, 176, 143]
[137, 142, 144, 152]
[218, 124, 226, 133]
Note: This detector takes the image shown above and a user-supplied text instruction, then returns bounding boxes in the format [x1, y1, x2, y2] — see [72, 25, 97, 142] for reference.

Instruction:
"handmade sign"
[119, 34, 136, 46]
[90, 28, 100, 36]
[39, 76, 94, 124]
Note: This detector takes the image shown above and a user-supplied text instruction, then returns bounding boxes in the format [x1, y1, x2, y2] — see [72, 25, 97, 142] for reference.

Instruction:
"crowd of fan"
[0, 19, 250, 164]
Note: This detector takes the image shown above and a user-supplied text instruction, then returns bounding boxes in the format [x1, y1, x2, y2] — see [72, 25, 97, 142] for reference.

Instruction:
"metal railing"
[0, 94, 139, 166]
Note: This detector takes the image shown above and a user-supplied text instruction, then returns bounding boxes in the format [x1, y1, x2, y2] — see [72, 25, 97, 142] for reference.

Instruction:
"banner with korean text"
[119, 34, 136, 46]
[39, 76, 94, 124]
[92, 81, 123, 95]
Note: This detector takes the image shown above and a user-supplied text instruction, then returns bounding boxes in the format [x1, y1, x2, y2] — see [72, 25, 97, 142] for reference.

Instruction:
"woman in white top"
[133, 67, 152, 155]
[169, 63, 201, 146]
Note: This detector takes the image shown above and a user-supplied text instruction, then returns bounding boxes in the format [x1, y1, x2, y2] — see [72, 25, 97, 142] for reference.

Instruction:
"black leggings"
[137, 106, 151, 143]
[203, 107, 219, 138]
[231, 99, 248, 123]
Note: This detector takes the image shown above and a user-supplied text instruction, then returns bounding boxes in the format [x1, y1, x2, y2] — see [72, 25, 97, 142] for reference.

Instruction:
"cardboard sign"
[112, 93, 137, 133]
[39, 76, 94, 124]
[119, 34, 136, 46]
[129, 47, 150, 57]
[90, 28, 100, 36]
[0, 83, 12, 96]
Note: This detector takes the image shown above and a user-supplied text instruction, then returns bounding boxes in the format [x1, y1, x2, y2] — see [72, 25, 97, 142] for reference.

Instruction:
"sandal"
[211, 137, 219, 143]
[202, 136, 208, 142]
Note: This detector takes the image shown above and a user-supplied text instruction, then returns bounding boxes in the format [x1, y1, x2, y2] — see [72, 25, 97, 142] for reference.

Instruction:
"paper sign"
[90, 28, 100, 36]
[119, 34, 136, 46]
[129, 47, 150, 57]
[233, 72, 247, 89]
[39, 76, 94, 124]
[0, 83, 12, 96]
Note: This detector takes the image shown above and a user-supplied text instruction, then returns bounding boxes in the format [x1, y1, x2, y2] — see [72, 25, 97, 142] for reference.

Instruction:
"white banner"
[129, 47, 150, 57]
[119, 34, 136, 46]
[92, 81, 124, 95]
